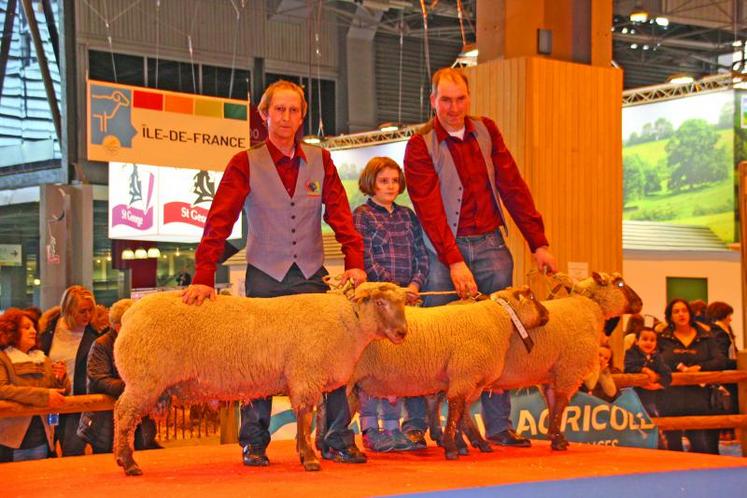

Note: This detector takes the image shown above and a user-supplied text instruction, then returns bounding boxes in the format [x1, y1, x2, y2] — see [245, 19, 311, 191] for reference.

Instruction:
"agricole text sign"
[87, 80, 251, 171]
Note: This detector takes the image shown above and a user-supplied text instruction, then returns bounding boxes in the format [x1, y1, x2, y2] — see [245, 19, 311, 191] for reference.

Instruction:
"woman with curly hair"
[0, 308, 70, 462]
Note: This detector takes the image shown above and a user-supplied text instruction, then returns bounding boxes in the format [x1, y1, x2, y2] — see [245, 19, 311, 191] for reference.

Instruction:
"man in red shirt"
[403, 67, 557, 448]
[182, 80, 368, 466]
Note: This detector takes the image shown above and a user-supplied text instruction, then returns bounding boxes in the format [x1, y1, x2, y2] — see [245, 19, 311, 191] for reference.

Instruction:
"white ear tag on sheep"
[493, 297, 534, 353]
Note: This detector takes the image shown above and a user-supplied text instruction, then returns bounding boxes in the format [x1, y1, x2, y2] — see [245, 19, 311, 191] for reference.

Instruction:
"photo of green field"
[622, 91, 737, 244]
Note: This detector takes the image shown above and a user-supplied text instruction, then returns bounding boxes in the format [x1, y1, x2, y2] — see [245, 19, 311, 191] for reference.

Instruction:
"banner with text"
[109, 162, 242, 243]
[88, 80, 255, 171]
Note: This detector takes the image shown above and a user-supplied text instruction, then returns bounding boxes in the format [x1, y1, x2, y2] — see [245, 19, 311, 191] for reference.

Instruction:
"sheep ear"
[592, 272, 607, 286]
[552, 272, 574, 291]
[351, 285, 373, 303]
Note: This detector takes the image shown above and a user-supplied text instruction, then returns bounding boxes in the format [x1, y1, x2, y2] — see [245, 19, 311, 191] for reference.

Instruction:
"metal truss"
[622, 73, 734, 106]
[321, 125, 421, 150]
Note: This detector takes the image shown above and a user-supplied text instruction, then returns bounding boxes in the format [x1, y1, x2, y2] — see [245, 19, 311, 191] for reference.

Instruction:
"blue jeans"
[417, 231, 515, 437]
[13, 444, 48, 462]
[239, 264, 355, 451]
[359, 390, 403, 432]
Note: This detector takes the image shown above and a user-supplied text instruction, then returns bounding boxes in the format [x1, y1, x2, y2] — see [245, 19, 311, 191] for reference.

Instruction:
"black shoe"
[242, 445, 270, 466]
[487, 430, 531, 447]
[321, 445, 368, 463]
[405, 430, 427, 450]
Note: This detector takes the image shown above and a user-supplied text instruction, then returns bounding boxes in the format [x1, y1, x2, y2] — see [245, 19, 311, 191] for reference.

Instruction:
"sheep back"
[114, 291, 363, 403]
[492, 295, 602, 393]
[352, 301, 514, 399]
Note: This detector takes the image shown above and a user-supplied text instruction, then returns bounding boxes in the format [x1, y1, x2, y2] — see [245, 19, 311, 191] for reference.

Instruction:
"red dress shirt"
[404, 116, 548, 266]
[193, 140, 364, 287]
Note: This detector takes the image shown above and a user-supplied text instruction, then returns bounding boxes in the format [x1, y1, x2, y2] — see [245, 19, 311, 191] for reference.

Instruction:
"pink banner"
[163, 202, 209, 227]
[112, 205, 154, 230]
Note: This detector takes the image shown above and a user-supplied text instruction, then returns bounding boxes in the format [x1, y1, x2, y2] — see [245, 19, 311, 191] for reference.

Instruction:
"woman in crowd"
[659, 298, 726, 454]
[0, 308, 69, 462]
[39, 285, 101, 456]
[706, 301, 739, 440]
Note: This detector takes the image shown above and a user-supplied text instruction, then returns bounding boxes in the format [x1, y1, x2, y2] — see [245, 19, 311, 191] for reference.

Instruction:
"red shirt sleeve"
[321, 148, 364, 270]
[403, 135, 463, 266]
[193, 151, 250, 287]
[483, 117, 549, 252]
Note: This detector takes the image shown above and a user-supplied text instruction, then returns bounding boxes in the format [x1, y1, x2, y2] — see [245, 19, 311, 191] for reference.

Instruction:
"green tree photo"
[665, 119, 728, 191]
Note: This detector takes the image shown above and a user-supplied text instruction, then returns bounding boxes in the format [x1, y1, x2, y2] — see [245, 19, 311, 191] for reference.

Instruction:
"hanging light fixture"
[667, 73, 695, 84]
[629, 6, 649, 23]
[302, 135, 322, 145]
[147, 247, 161, 258]
[134, 248, 149, 259]
[378, 122, 401, 133]
[121, 249, 135, 260]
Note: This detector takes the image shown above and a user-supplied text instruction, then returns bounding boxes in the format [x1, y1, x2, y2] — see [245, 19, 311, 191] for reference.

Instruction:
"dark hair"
[23, 306, 42, 332]
[0, 308, 39, 350]
[664, 298, 695, 328]
[706, 301, 734, 323]
[624, 314, 644, 336]
[358, 157, 406, 197]
[635, 327, 658, 340]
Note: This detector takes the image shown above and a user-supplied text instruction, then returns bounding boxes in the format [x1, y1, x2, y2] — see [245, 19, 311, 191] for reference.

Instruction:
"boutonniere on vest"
[305, 180, 321, 196]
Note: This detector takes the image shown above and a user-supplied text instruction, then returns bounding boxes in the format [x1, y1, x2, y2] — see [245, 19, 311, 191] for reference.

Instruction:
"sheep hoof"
[444, 450, 459, 460]
[303, 460, 321, 472]
[474, 441, 493, 453]
[550, 436, 569, 451]
[116, 456, 143, 476]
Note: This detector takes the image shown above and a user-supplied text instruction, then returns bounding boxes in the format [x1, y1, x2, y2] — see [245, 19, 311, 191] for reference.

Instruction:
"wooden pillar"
[738, 350, 747, 456]
[476, 0, 612, 67]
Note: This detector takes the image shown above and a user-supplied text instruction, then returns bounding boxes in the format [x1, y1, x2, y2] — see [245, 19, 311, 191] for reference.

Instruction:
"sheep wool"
[112, 282, 407, 475]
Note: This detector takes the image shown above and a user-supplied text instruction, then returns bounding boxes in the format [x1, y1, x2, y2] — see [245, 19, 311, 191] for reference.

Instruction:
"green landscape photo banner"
[622, 90, 738, 244]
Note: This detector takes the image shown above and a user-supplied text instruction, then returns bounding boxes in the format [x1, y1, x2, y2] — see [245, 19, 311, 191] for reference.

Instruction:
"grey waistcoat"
[244, 143, 325, 282]
[420, 117, 508, 252]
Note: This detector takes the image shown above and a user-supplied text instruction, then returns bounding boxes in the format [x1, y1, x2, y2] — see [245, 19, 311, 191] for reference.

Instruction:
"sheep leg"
[114, 389, 151, 476]
[314, 401, 327, 452]
[296, 407, 321, 471]
[442, 397, 466, 460]
[426, 394, 444, 445]
[460, 410, 493, 453]
[543, 385, 570, 451]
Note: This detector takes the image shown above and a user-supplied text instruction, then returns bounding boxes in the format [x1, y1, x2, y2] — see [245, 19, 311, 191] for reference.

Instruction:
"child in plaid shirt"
[353, 156, 429, 452]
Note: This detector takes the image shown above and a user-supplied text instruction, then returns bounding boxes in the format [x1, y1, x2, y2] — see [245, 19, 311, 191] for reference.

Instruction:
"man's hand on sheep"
[181, 284, 216, 305]
[533, 246, 558, 275]
[405, 282, 420, 305]
[448, 261, 479, 299]
[339, 268, 367, 287]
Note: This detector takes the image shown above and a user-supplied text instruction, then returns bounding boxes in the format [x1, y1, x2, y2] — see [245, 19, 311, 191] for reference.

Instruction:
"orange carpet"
[4, 439, 747, 498]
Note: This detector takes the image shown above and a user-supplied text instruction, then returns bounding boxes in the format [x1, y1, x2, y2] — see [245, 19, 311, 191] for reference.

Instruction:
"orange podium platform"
[4, 439, 747, 498]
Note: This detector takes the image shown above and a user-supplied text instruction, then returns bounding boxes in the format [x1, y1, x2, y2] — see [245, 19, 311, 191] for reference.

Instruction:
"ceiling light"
[106, 255, 112, 262]
[302, 135, 322, 145]
[630, 7, 649, 23]
[655, 16, 669, 27]
[667, 73, 694, 85]
[33, 278, 41, 286]
[147, 247, 161, 258]
[732, 40, 743, 47]
[642, 44, 650, 50]
[630, 43, 638, 49]
[378, 122, 401, 132]
[121, 249, 135, 260]
[134, 248, 148, 259]
[621, 27, 629, 34]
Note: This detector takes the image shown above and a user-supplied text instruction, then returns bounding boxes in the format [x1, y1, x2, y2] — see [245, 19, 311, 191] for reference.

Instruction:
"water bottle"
[48, 413, 59, 426]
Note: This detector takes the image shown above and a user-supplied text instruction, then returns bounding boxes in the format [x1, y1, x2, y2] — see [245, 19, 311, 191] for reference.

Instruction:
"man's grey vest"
[420, 116, 508, 252]
[244, 143, 325, 281]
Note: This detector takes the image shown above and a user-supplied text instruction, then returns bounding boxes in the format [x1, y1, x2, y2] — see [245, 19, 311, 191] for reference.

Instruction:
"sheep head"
[351, 282, 408, 344]
[489, 286, 549, 329]
[576, 272, 643, 319]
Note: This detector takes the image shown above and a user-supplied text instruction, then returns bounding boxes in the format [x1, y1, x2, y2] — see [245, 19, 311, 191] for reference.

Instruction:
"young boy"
[624, 322, 673, 419]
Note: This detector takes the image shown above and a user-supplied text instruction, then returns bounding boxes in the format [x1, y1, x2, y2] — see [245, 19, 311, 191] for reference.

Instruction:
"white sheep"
[470, 272, 642, 451]
[348, 286, 549, 460]
[112, 282, 407, 475]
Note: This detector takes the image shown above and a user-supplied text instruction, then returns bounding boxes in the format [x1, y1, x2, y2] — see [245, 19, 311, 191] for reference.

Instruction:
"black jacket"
[710, 323, 737, 370]
[658, 326, 727, 372]
[624, 345, 672, 387]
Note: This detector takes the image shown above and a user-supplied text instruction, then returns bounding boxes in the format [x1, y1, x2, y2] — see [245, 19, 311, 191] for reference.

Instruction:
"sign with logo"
[88, 80, 255, 171]
[109, 162, 242, 243]
[510, 387, 658, 448]
[0, 244, 22, 266]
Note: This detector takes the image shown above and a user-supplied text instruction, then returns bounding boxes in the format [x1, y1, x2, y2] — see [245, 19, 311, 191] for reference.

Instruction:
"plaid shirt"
[353, 199, 429, 288]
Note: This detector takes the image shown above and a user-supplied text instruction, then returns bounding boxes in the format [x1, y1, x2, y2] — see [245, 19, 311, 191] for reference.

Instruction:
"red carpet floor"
[4, 438, 747, 498]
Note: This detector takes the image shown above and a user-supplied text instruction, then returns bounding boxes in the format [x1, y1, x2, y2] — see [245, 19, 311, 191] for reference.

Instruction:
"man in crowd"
[403, 67, 558, 448]
[182, 80, 368, 466]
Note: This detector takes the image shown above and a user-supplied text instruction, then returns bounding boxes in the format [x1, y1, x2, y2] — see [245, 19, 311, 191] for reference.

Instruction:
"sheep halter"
[493, 297, 535, 353]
